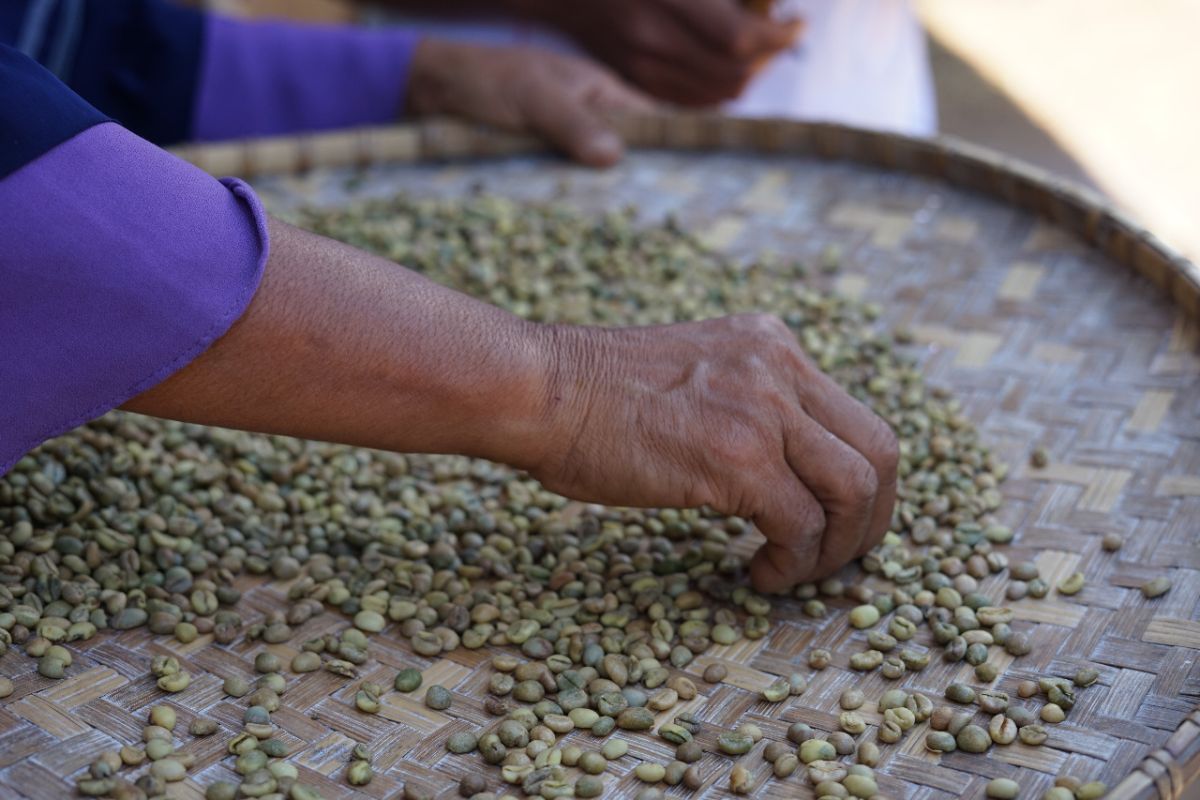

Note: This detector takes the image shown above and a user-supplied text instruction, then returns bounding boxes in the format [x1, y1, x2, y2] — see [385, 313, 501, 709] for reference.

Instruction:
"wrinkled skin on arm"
[129, 220, 897, 592]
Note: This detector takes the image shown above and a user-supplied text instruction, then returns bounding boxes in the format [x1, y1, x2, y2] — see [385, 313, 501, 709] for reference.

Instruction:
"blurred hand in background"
[407, 39, 655, 167]
[502, 0, 804, 106]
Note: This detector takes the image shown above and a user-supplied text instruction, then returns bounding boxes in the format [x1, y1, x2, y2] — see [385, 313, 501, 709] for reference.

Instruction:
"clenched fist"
[528, 313, 899, 593]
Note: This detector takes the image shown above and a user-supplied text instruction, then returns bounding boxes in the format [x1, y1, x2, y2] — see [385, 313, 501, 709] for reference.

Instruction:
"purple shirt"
[192, 15, 419, 141]
[0, 122, 268, 475]
[1, 15, 422, 474]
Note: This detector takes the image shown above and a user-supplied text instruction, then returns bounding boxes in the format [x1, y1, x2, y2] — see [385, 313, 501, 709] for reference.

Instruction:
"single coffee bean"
[1019, 724, 1049, 746]
[840, 688, 866, 710]
[844, 774, 878, 798]
[756, 676, 786, 702]
[716, 732, 753, 755]
[617, 707, 654, 731]
[394, 668, 423, 693]
[829, 731, 856, 755]
[346, 760, 372, 786]
[1142, 577, 1172, 598]
[635, 763, 666, 783]
[729, 765, 752, 795]
[424, 685, 451, 710]
[1041, 703, 1066, 723]
[957, 724, 991, 753]
[989, 714, 1018, 745]
[986, 778, 1020, 799]
[1058, 572, 1085, 596]
[926, 731, 957, 753]
[857, 741, 880, 767]
[601, 739, 628, 760]
[445, 732, 478, 754]
[787, 722, 814, 744]
[575, 775, 604, 798]
[799, 739, 836, 764]
[291, 652, 321, 673]
[148, 705, 176, 731]
[946, 683, 976, 704]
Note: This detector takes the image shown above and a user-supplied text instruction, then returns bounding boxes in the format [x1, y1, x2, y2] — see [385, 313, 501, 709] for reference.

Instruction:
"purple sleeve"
[0, 122, 268, 475]
[192, 15, 419, 142]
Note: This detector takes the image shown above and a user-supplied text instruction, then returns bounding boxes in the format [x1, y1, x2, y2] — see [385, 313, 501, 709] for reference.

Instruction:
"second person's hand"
[518, 0, 804, 107]
[407, 38, 655, 167]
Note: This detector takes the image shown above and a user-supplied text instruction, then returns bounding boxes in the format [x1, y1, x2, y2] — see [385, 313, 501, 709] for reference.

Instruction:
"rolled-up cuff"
[192, 14, 419, 141]
[0, 121, 268, 474]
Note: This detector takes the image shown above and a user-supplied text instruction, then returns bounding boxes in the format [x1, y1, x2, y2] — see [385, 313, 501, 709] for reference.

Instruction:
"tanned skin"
[128, 219, 897, 592]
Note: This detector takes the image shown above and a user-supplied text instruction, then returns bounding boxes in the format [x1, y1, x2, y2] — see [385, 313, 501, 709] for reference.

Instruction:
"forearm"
[125, 218, 549, 467]
[191, 15, 418, 141]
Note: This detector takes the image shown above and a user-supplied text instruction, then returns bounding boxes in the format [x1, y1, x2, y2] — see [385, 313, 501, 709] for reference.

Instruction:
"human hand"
[407, 38, 654, 167]
[522, 0, 804, 106]
[526, 314, 899, 593]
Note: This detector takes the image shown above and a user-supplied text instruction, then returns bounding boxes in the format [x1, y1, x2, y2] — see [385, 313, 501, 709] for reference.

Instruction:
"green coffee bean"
[635, 763, 666, 783]
[848, 605, 880, 629]
[986, 778, 1020, 799]
[346, 760, 372, 786]
[1142, 577, 1172, 598]
[394, 668, 422, 693]
[424, 685, 451, 710]
[1058, 572, 1085, 596]
[799, 739, 836, 763]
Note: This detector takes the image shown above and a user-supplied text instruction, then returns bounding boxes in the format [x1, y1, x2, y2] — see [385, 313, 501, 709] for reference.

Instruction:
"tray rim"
[168, 113, 1200, 800]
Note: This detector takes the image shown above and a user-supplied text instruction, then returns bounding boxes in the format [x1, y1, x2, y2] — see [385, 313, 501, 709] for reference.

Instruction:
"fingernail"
[582, 131, 623, 166]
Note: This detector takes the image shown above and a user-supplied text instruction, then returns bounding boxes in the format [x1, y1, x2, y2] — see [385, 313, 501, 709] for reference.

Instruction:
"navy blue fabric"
[0, 43, 108, 179]
[0, 0, 203, 145]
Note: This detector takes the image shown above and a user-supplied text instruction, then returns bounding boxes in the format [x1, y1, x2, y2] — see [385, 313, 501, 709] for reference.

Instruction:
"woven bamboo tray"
[2, 115, 1198, 800]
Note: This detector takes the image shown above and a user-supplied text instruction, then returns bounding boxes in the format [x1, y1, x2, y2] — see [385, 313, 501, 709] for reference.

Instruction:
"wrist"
[473, 320, 569, 473]
[408, 37, 492, 117]
[518, 323, 621, 478]
[431, 312, 545, 469]
[407, 38, 450, 116]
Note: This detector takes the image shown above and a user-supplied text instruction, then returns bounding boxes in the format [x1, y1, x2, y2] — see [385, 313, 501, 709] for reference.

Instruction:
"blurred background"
[918, 0, 1200, 267]
[195, 0, 1199, 264]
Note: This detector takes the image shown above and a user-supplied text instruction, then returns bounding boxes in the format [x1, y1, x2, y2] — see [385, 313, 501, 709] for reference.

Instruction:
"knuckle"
[715, 424, 765, 468]
[794, 495, 827, 540]
[865, 418, 900, 475]
[734, 312, 790, 343]
[837, 453, 879, 508]
[753, 311, 787, 332]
